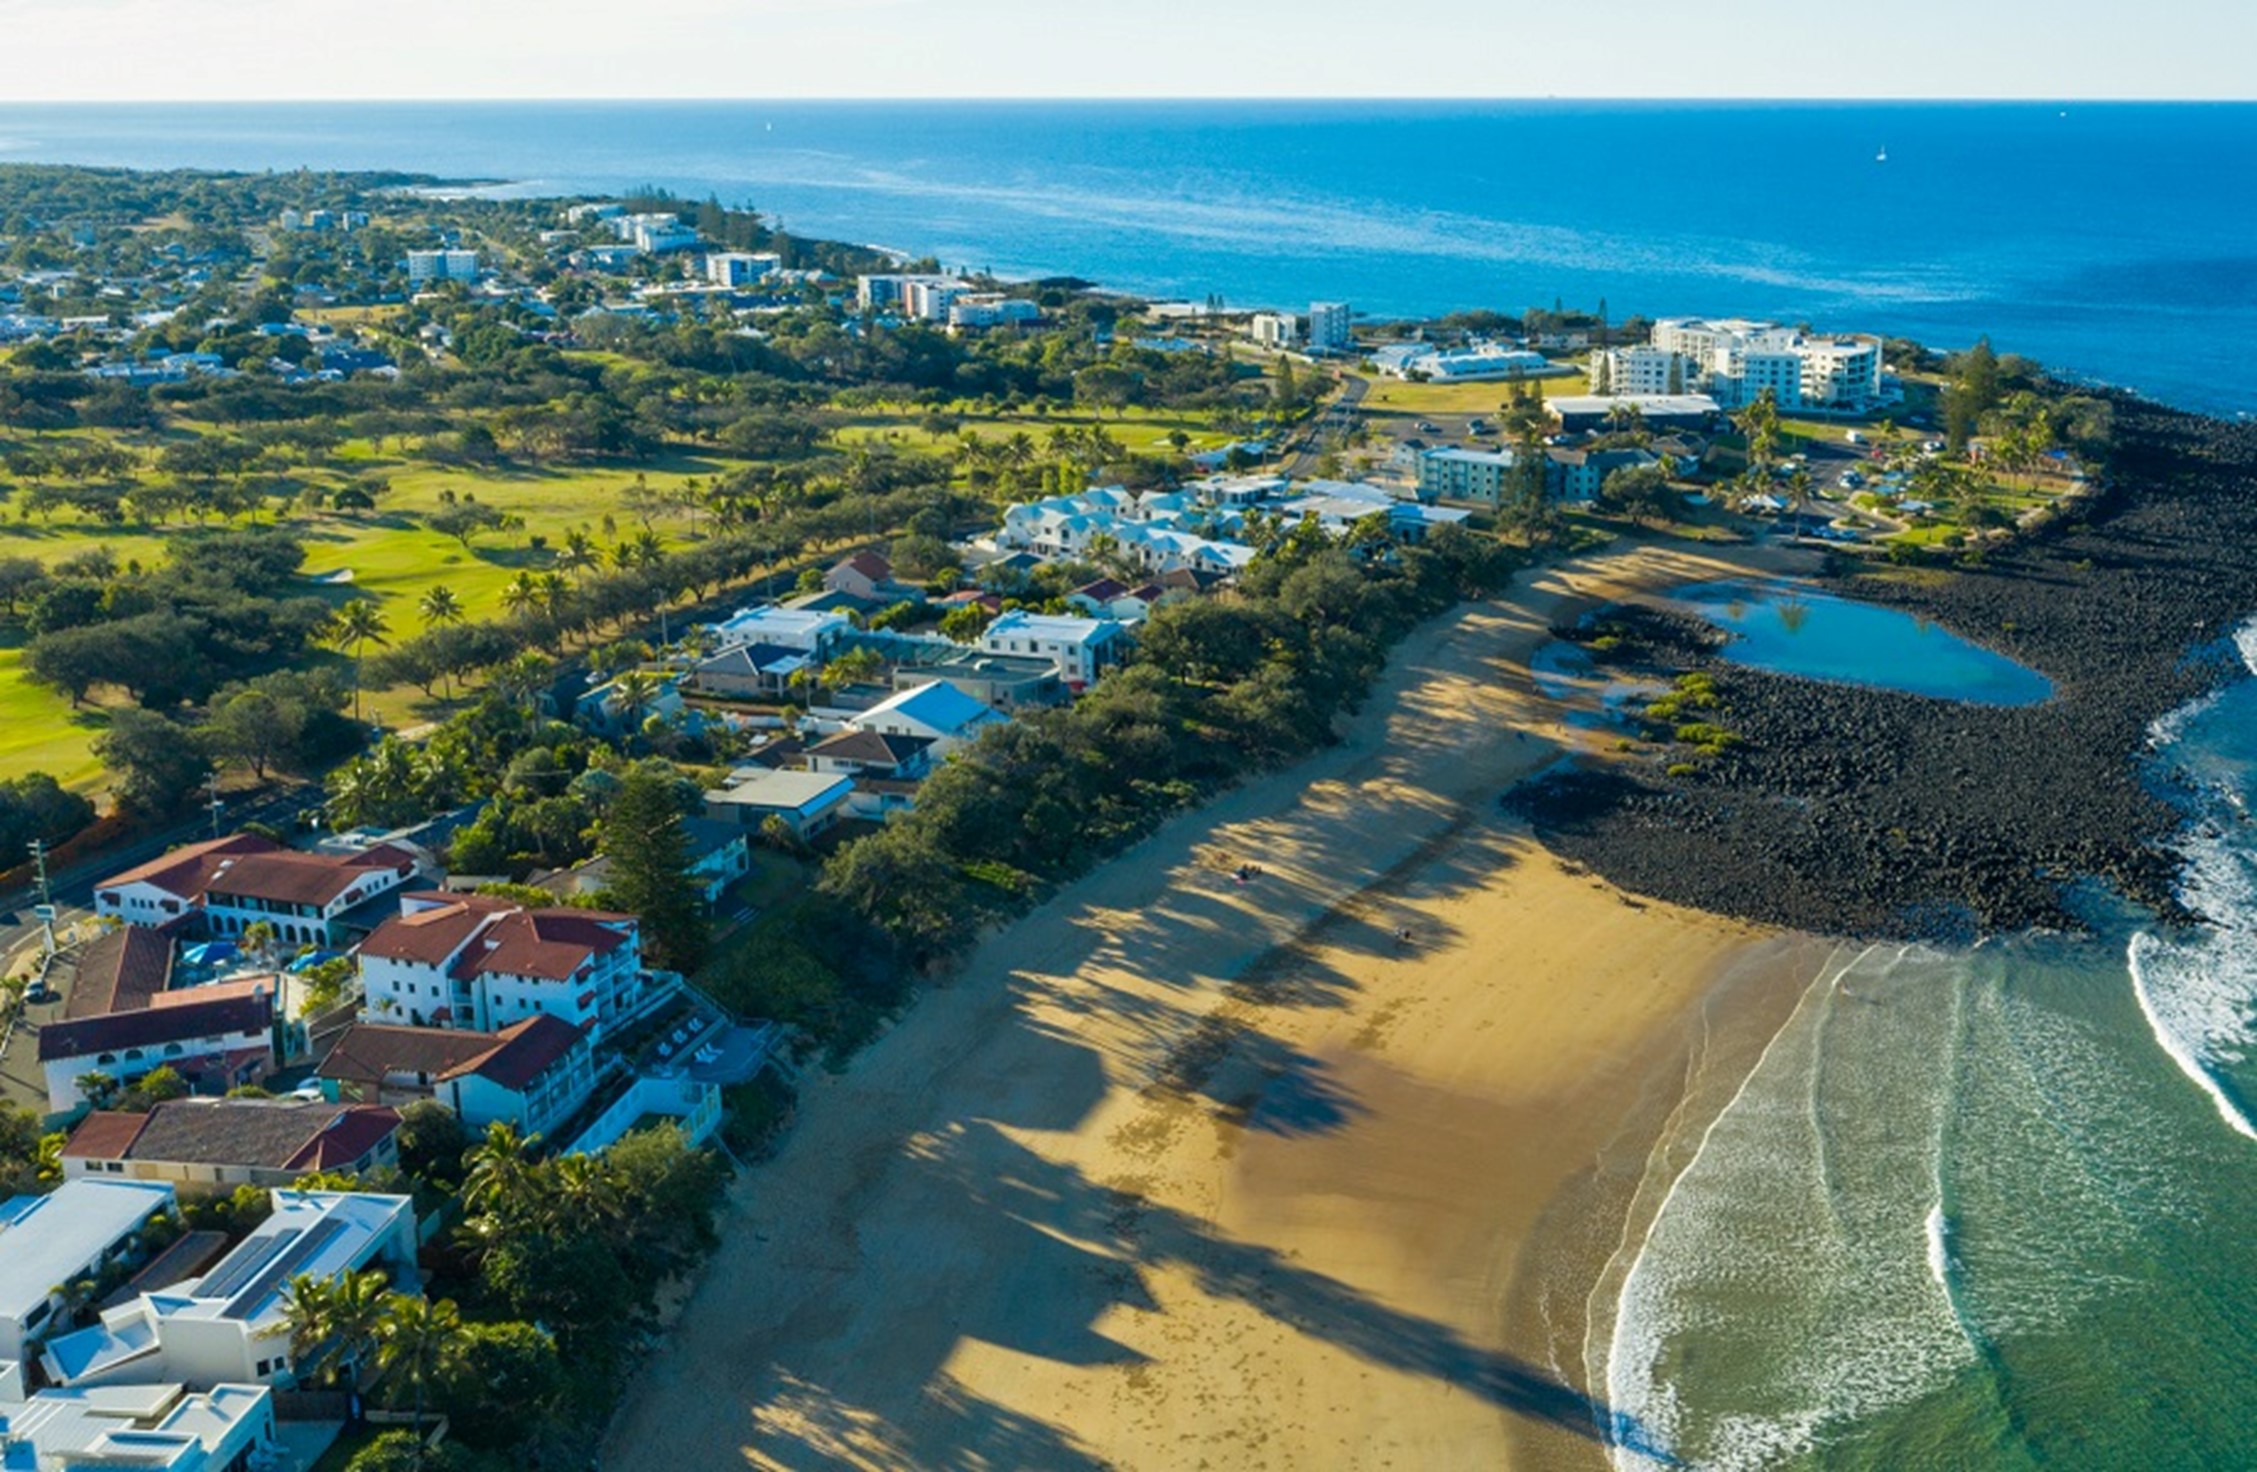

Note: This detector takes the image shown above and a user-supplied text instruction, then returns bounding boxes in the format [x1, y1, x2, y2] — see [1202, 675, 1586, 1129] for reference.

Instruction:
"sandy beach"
[604, 539, 1818, 1472]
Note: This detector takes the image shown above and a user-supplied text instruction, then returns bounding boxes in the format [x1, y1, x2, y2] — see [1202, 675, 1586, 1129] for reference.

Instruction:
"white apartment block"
[900, 278, 971, 322]
[1417, 448, 1520, 507]
[1307, 301, 1352, 352]
[609, 213, 701, 253]
[356, 892, 651, 1041]
[947, 295, 1043, 329]
[1248, 312, 1300, 349]
[40, 1191, 417, 1393]
[1595, 345, 1683, 396]
[857, 273, 957, 312]
[1634, 318, 1883, 410]
[403, 250, 478, 286]
[706, 252, 781, 287]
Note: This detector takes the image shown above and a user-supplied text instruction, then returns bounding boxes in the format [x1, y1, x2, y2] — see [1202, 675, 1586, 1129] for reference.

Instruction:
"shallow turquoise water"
[1600, 621, 2257, 1471]
[1668, 580, 2054, 707]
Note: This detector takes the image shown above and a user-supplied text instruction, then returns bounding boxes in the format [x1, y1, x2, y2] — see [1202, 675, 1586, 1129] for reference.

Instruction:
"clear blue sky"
[0, 0, 2249, 101]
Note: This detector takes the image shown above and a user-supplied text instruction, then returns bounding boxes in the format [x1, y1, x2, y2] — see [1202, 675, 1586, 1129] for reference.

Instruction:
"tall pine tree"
[603, 766, 709, 973]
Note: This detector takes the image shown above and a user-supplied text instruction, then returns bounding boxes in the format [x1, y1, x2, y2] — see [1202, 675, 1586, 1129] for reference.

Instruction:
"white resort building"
[1596, 318, 1883, 411]
[355, 893, 657, 1040]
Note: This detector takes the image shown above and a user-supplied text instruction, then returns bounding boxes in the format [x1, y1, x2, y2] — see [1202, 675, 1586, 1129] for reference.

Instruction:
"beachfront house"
[977, 610, 1129, 687]
[355, 892, 655, 1040]
[702, 768, 855, 840]
[0, 1179, 180, 1362]
[317, 1014, 600, 1140]
[847, 681, 1010, 757]
[0, 1379, 277, 1471]
[40, 1190, 418, 1391]
[59, 1099, 403, 1195]
[1276, 483, 1473, 542]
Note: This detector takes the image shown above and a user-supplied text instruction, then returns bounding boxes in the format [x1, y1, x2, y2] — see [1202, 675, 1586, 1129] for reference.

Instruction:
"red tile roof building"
[357, 892, 650, 1041]
[317, 1014, 598, 1140]
[35, 972, 279, 1115]
[94, 834, 420, 948]
[60, 1098, 402, 1192]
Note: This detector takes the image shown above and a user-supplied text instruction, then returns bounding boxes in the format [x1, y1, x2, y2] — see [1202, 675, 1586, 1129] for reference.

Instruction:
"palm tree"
[499, 571, 542, 620]
[611, 668, 662, 735]
[416, 586, 463, 632]
[558, 529, 598, 580]
[376, 1292, 463, 1457]
[327, 598, 390, 724]
[1731, 389, 1783, 478]
[460, 1121, 540, 1222]
[549, 1152, 624, 1238]
[1786, 466, 1815, 520]
[285, 1267, 389, 1389]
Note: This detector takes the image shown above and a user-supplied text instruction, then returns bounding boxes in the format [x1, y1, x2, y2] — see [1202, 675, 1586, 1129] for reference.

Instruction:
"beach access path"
[603, 537, 1808, 1472]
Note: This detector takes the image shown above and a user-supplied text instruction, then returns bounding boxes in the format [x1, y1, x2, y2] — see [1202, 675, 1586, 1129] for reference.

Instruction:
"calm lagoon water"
[1667, 579, 2054, 706]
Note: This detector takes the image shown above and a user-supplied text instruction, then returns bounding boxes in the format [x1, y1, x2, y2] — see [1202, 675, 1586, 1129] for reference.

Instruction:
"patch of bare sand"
[602, 539, 1815, 1472]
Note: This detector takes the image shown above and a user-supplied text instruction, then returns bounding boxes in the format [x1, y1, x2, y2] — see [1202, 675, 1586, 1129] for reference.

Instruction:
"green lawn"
[832, 404, 1230, 458]
[0, 447, 779, 786]
[1358, 371, 1591, 418]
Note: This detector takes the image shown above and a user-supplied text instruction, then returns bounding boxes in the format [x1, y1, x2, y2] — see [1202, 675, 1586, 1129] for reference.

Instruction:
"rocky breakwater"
[1513, 398, 2257, 940]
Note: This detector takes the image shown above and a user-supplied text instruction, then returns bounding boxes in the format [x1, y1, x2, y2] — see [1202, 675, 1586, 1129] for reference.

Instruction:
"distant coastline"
[3, 98, 2255, 416]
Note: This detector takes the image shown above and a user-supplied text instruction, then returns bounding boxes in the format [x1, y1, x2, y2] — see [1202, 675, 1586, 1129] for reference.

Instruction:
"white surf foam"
[2128, 615, 2257, 1144]
[1604, 945, 1981, 1470]
[2128, 923, 2257, 1142]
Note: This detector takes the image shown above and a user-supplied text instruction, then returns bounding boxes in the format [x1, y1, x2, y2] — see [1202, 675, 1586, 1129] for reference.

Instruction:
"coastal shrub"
[1674, 722, 1739, 749]
[721, 1073, 798, 1159]
[817, 529, 1521, 972]
[1666, 762, 1699, 779]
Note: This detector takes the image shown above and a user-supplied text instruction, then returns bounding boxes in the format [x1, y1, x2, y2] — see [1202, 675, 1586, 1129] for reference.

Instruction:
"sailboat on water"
[1876, 144, 1889, 163]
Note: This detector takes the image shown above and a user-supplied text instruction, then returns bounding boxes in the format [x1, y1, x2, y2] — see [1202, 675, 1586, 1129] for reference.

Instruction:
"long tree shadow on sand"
[733, 1114, 1671, 1470]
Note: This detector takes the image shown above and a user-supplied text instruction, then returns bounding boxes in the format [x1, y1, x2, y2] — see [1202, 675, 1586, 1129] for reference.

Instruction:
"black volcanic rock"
[1513, 397, 2257, 940]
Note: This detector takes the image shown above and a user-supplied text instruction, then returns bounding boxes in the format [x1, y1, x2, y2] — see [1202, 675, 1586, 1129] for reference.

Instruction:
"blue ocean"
[0, 100, 2254, 415]
[6, 101, 2255, 1468]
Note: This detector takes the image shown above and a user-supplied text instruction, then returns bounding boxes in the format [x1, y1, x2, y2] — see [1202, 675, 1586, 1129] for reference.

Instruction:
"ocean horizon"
[2, 99, 2254, 416]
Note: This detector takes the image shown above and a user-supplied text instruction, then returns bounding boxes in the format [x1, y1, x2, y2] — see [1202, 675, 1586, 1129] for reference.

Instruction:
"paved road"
[1279, 373, 1369, 479]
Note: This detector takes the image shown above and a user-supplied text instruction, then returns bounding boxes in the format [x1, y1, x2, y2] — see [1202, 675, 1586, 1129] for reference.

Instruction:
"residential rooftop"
[0, 1180, 177, 1333]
